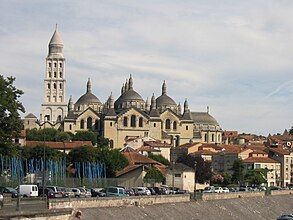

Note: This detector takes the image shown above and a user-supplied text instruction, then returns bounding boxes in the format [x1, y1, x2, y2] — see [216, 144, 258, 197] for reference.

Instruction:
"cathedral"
[23, 27, 223, 148]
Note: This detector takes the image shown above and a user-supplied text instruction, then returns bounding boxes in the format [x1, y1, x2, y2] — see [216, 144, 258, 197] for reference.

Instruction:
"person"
[75, 210, 82, 219]
[0, 193, 3, 209]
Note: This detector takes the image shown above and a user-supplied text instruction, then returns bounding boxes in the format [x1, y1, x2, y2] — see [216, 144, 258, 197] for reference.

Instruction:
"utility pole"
[16, 161, 20, 211]
[42, 136, 46, 200]
[193, 161, 197, 200]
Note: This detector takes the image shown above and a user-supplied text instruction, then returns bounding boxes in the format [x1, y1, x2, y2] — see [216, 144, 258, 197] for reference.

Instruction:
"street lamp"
[193, 160, 197, 200]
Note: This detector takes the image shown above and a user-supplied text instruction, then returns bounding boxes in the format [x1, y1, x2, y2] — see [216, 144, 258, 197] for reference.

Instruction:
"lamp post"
[42, 136, 46, 200]
[193, 160, 197, 200]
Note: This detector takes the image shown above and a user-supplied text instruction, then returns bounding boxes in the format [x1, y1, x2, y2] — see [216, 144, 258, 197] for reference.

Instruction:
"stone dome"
[114, 89, 144, 108]
[191, 112, 219, 126]
[75, 92, 101, 106]
[156, 94, 177, 108]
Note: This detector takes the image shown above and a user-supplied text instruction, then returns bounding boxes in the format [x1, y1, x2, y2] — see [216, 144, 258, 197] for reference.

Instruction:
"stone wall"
[49, 194, 190, 210]
[202, 191, 265, 201]
[270, 189, 293, 196]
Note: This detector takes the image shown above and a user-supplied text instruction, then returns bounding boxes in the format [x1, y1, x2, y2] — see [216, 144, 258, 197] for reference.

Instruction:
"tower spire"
[151, 93, 156, 110]
[129, 74, 133, 90]
[162, 80, 167, 95]
[87, 78, 92, 93]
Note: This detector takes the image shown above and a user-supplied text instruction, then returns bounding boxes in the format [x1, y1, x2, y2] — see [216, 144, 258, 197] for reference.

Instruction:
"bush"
[148, 153, 170, 166]
[143, 166, 165, 183]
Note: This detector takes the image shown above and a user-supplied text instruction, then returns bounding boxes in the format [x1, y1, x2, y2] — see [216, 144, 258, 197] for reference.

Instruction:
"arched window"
[69, 124, 72, 130]
[173, 121, 177, 130]
[204, 133, 208, 142]
[123, 117, 128, 127]
[47, 84, 50, 89]
[53, 83, 56, 89]
[59, 72, 62, 78]
[87, 117, 92, 130]
[212, 134, 215, 142]
[94, 119, 99, 131]
[131, 115, 136, 127]
[49, 72, 51, 77]
[59, 84, 62, 89]
[139, 117, 143, 127]
[109, 140, 114, 148]
[57, 115, 62, 122]
[218, 134, 221, 142]
[80, 119, 84, 129]
[54, 72, 57, 78]
[165, 119, 171, 130]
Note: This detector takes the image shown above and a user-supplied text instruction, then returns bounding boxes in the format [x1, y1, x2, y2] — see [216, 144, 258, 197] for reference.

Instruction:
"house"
[165, 163, 195, 192]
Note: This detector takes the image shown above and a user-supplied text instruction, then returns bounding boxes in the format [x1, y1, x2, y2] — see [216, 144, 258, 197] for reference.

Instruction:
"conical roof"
[49, 26, 63, 45]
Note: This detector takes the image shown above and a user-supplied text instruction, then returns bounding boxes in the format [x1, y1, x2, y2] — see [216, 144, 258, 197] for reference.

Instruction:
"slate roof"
[25, 113, 37, 119]
[191, 112, 219, 126]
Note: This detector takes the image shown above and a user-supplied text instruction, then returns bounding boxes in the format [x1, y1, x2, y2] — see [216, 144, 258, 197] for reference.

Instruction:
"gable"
[160, 109, 181, 121]
[76, 107, 100, 121]
[117, 107, 148, 120]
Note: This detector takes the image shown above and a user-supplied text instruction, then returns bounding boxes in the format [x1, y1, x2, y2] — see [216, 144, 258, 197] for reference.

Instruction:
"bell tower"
[40, 25, 68, 123]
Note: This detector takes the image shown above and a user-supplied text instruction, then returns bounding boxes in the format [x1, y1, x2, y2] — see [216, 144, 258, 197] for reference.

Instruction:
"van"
[106, 187, 127, 197]
[18, 185, 38, 197]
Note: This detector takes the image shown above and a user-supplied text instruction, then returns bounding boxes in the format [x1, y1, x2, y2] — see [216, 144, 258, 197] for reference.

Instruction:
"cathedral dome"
[74, 78, 102, 109]
[114, 89, 144, 108]
[191, 112, 219, 126]
[156, 94, 177, 107]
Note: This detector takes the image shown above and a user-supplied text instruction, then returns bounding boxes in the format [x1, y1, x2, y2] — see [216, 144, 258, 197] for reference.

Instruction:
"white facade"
[40, 26, 68, 123]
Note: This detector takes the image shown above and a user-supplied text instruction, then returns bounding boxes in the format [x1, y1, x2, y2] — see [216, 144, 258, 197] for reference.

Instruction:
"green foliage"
[211, 173, 224, 185]
[244, 169, 268, 186]
[222, 172, 232, 186]
[148, 153, 170, 166]
[0, 143, 20, 157]
[0, 75, 25, 147]
[96, 135, 110, 148]
[22, 145, 65, 161]
[73, 130, 97, 145]
[177, 153, 212, 184]
[68, 146, 128, 178]
[231, 159, 245, 184]
[26, 128, 72, 141]
[143, 166, 165, 183]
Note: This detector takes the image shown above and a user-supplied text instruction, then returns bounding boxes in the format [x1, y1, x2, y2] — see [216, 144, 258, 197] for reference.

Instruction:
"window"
[59, 63, 62, 68]
[154, 123, 156, 127]
[110, 122, 113, 126]
[69, 124, 72, 130]
[175, 173, 181, 178]
[212, 134, 215, 142]
[48, 63, 51, 67]
[123, 117, 128, 127]
[57, 115, 61, 121]
[59, 72, 62, 78]
[109, 140, 114, 148]
[49, 72, 52, 77]
[47, 84, 50, 89]
[173, 121, 177, 130]
[165, 119, 171, 129]
[54, 62, 57, 67]
[255, 164, 261, 169]
[54, 72, 57, 78]
[95, 120, 99, 130]
[139, 117, 143, 127]
[204, 133, 208, 142]
[80, 119, 84, 129]
[53, 83, 56, 89]
[59, 84, 62, 89]
[131, 115, 136, 127]
[186, 125, 188, 130]
[87, 117, 92, 130]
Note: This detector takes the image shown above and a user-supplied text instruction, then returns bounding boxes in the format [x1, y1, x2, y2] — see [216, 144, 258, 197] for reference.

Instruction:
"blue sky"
[1, 0, 293, 135]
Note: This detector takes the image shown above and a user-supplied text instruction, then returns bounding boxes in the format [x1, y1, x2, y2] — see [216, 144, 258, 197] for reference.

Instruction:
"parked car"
[71, 188, 83, 197]
[147, 187, 156, 195]
[203, 186, 215, 193]
[125, 188, 135, 196]
[46, 186, 64, 198]
[60, 187, 75, 198]
[18, 185, 38, 197]
[91, 188, 106, 197]
[0, 187, 19, 198]
[222, 187, 229, 193]
[0, 193, 3, 209]
[160, 185, 170, 195]
[106, 187, 127, 197]
[152, 187, 164, 195]
[38, 187, 56, 198]
[214, 187, 224, 193]
[277, 214, 293, 220]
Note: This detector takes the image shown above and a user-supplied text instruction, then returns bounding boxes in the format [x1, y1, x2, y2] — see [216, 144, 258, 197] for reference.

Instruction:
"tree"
[22, 145, 65, 161]
[73, 131, 97, 145]
[211, 173, 224, 185]
[289, 126, 293, 135]
[231, 159, 245, 185]
[148, 153, 170, 166]
[67, 146, 128, 178]
[244, 169, 268, 186]
[96, 135, 110, 148]
[143, 166, 165, 184]
[0, 75, 25, 149]
[177, 153, 213, 184]
[26, 128, 72, 142]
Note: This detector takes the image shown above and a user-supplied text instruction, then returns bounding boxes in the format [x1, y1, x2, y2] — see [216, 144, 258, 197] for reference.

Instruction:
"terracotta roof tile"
[122, 151, 164, 166]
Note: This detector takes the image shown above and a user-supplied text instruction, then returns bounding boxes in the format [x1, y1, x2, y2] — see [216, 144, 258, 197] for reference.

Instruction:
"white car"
[214, 187, 224, 193]
[203, 186, 215, 193]
[222, 187, 229, 193]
